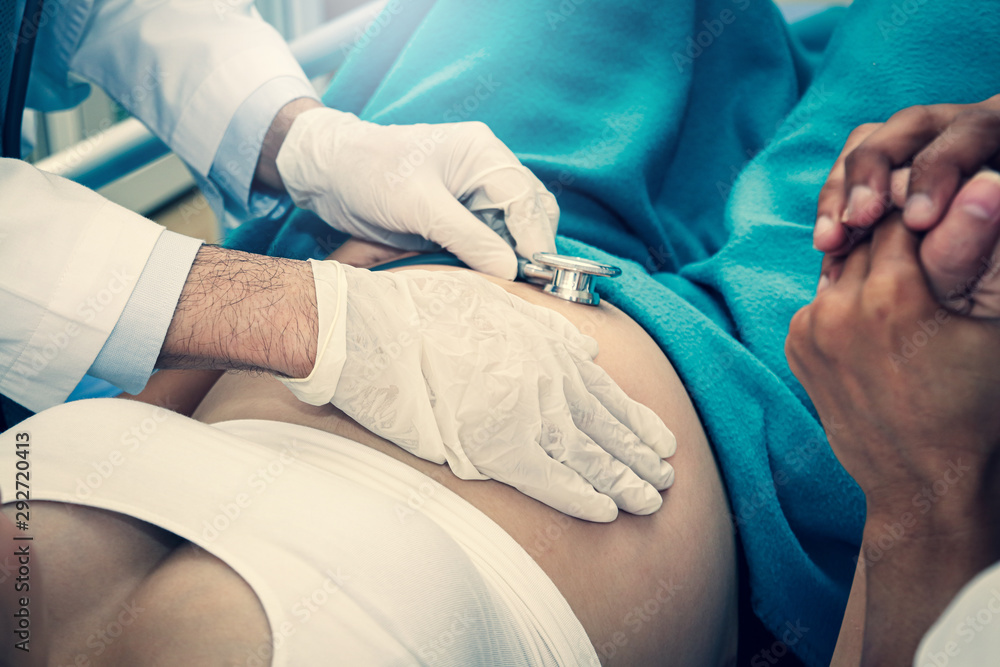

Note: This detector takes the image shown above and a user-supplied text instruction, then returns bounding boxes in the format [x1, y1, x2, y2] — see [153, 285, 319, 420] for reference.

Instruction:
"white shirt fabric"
[0, 398, 601, 666]
[913, 560, 1000, 667]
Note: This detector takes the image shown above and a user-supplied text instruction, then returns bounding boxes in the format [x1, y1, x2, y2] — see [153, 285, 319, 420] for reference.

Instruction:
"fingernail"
[846, 186, 877, 222]
[814, 215, 836, 249]
[958, 171, 1000, 222]
[817, 274, 830, 294]
[903, 193, 936, 226]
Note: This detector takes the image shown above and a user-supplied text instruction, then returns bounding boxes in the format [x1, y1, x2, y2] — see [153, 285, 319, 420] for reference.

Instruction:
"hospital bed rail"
[33, 0, 388, 192]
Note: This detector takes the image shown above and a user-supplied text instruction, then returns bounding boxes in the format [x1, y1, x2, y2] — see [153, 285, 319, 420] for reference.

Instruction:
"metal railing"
[34, 0, 387, 190]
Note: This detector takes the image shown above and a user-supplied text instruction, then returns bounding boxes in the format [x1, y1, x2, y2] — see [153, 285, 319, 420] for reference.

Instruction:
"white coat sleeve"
[68, 0, 315, 179]
[0, 159, 166, 412]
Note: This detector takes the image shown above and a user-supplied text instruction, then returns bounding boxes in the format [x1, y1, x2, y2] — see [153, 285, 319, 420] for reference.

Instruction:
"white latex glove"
[275, 108, 558, 280]
[280, 260, 677, 522]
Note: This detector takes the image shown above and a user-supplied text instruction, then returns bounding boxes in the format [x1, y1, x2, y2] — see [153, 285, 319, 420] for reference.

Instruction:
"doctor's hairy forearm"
[156, 245, 318, 381]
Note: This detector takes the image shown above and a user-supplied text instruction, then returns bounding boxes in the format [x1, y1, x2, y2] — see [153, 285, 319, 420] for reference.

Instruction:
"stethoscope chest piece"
[517, 252, 622, 306]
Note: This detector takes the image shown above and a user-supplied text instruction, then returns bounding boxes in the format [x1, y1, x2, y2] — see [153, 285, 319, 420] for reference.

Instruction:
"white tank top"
[0, 398, 599, 666]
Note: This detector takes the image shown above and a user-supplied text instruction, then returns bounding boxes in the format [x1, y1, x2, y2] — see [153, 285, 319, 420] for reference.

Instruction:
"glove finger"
[423, 191, 519, 280]
[476, 443, 619, 522]
[539, 380, 662, 516]
[568, 381, 675, 490]
[462, 162, 559, 259]
[436, 357, 611, 518]
[538, 187, 560, 237]
[575, 360, 677, 459]
[502, 292, 600, 359]
[505, 166, 560, 258]
[506, 190, 559, 260]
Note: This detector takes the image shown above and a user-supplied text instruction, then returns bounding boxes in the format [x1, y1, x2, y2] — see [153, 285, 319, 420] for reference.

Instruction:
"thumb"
[425, 191, 519, 279]
[921, 170, 1000, 313]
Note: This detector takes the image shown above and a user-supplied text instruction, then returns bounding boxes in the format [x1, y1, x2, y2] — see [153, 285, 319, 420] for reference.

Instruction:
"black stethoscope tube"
[2, 0, 44, 159]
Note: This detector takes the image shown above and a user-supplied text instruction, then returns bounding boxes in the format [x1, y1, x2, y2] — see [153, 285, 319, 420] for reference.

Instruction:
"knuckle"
[848, 123, 882, 142]
[890, 104, 934, 128]
[817, 176, 844, 204]
[953, 107, 1000, 129]
[861, 271, 922, 324]
[810, 295, 852, 354]
[910, 151, 959, 183]
[786, 306, 813, 344]
[860, 274, 899, 316]
[843, 144, 886, 174]
[465, 120, 495, 139]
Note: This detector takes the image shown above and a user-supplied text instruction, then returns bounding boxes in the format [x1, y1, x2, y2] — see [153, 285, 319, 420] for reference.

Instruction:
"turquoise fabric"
[224, 1, 1000, 663]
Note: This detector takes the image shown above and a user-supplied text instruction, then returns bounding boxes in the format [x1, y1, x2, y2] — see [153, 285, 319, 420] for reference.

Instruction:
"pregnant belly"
[193, 265, 739, 667]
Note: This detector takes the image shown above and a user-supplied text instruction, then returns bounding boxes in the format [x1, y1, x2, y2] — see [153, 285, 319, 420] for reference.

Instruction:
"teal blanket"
[226, 1, 1000, 662]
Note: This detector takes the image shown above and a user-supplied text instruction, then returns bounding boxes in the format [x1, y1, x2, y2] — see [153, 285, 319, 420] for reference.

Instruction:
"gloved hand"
[275, 108, 558, 280]
[280, 260, 677, 522]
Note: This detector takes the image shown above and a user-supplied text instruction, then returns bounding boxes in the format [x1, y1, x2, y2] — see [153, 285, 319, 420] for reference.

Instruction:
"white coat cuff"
[2, 198, 164, 413]
[210, 75, 319, 218]
[88, 231, 204, 395]
[171, 46, 316, 176]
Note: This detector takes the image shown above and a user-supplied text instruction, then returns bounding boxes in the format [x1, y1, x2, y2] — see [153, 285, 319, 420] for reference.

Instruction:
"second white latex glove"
[281, 260, 677, 522]
[275, 108, 558, 280]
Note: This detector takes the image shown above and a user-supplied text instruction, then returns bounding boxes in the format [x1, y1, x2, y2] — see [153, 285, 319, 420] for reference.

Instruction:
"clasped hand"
[788, 214, 1000, 519]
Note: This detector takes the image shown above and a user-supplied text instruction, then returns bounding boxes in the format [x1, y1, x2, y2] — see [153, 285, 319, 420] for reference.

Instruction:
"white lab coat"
[1, 0, 314, 412]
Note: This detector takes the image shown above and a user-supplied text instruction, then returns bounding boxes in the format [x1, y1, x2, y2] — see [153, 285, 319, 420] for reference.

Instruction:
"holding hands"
[790, 96, 1000, 664]
[813, 95, 1000, 315]
[788, 213, 1000, 520]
